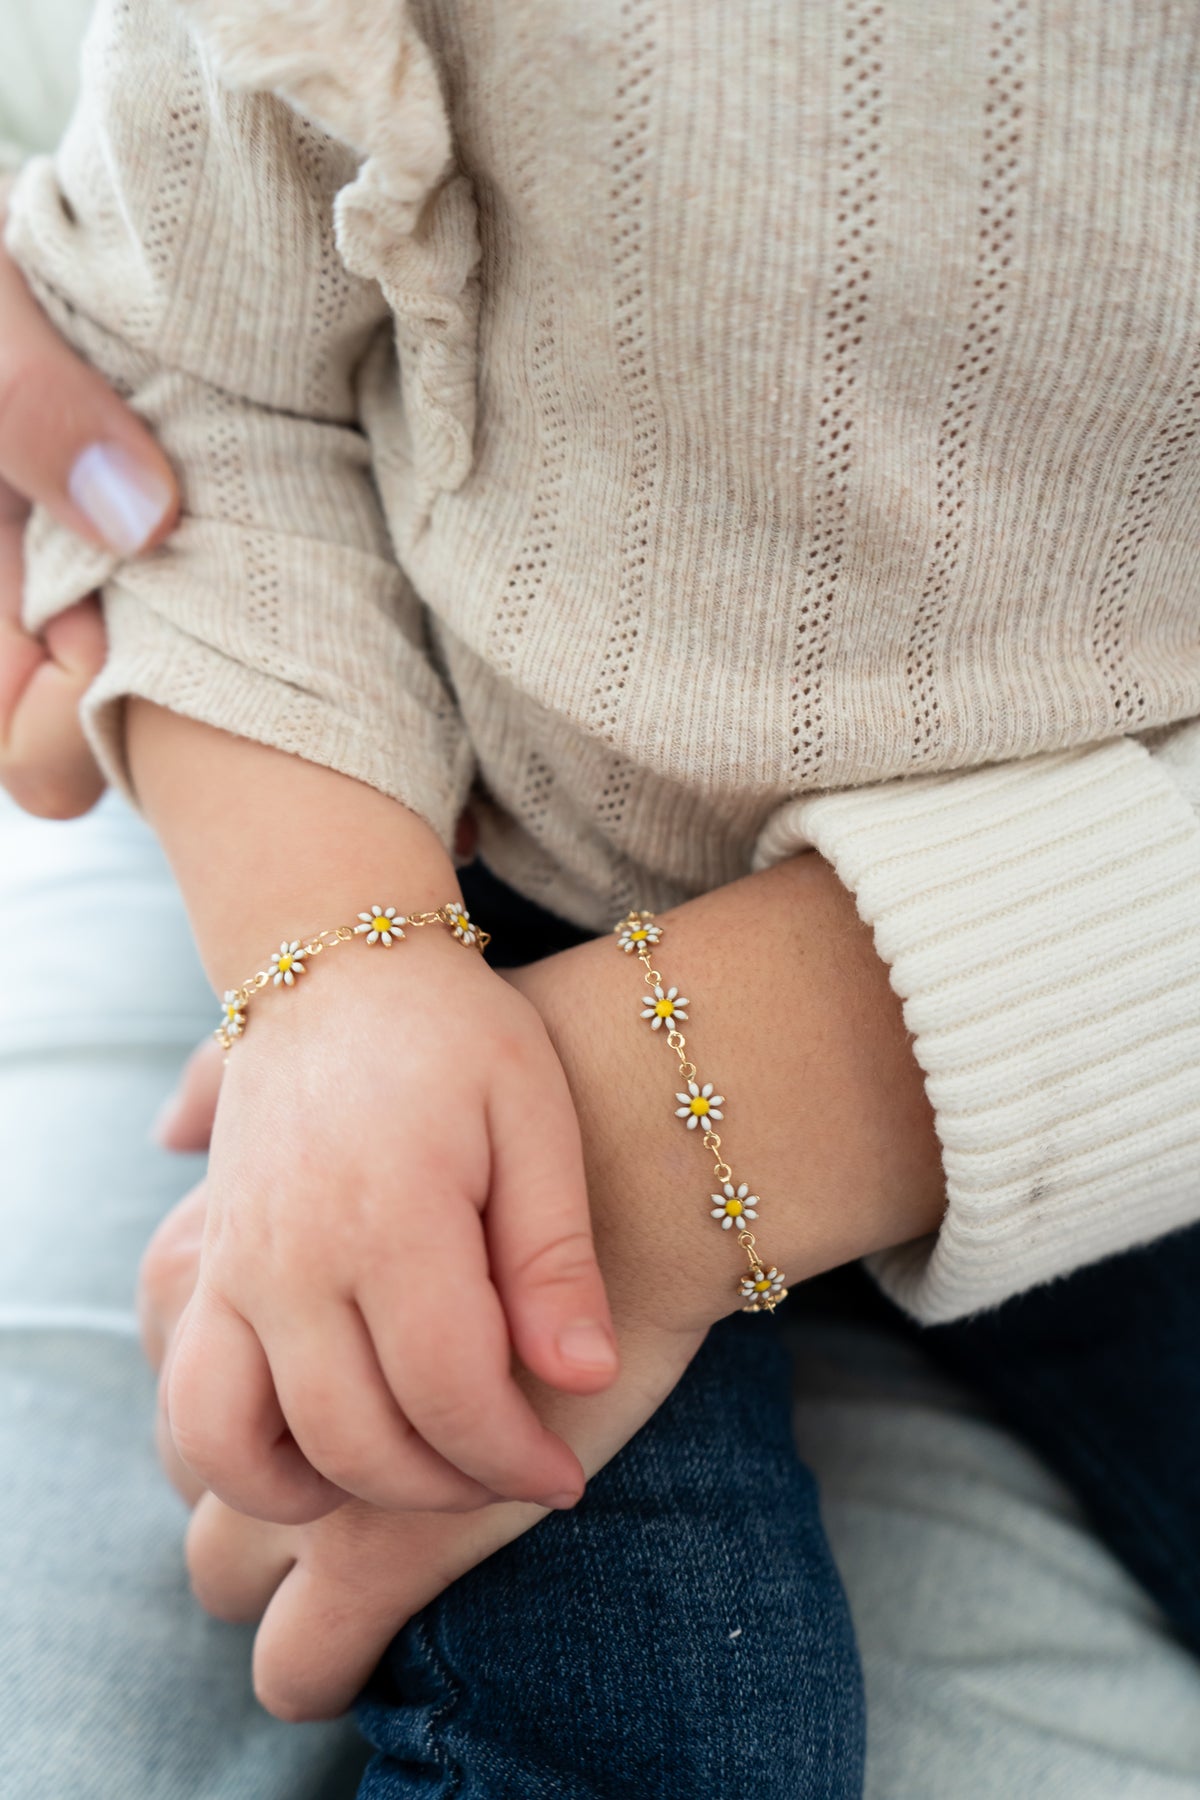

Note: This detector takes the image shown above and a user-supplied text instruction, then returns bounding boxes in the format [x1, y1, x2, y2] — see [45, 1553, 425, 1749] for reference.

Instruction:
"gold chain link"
[215, 901, 491, 1053]
[613, 910, 789, 1315]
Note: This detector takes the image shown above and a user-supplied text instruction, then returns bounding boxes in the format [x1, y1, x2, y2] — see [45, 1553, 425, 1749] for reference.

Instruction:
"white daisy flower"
[447, 903, 478, 947]
[739, 1266, 788, 1311]
[674, 1080, 724, 1129]
[711, 1182, 758, 1229]
[269, 941, 306, 986]
[356, 905, 406, 946]
[219, 991, 246, 1039]
[617, 920, 663, 954]
[641, 984, 689, 1030]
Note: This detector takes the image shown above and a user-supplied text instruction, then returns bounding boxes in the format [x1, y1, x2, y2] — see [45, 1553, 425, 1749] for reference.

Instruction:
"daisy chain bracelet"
[614, 911, 789, 1314]
[214, 902, 490, 1052]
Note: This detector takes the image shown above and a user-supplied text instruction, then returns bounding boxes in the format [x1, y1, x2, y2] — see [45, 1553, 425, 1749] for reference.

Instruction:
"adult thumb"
[0, 225, 178, 553]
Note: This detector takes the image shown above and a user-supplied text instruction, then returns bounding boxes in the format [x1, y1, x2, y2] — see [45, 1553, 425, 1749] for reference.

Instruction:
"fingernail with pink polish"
[69, 442, 173, 555]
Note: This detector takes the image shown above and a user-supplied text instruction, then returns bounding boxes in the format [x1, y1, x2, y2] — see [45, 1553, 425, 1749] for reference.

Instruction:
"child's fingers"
[486, 1055, 619, 1396]
[137, 1181, 208, 1372]
[358, 1246, 586, 1509]
[167, 1287, 344, 1524]
[156, 1349, 208, 1508]
[260, 1300, 495, 1513]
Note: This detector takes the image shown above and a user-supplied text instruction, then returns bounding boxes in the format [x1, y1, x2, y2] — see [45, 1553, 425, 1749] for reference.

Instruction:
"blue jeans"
[357, 1314, 865, 1799]
[354, 865, 866, 1797]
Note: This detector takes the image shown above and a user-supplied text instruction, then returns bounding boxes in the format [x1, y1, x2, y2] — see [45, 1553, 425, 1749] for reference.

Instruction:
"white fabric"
[756, 731, 1200, 1322]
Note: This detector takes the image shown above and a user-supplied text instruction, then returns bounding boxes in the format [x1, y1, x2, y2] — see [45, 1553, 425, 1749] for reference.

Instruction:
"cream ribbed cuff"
[755, 735, 1200, 1324]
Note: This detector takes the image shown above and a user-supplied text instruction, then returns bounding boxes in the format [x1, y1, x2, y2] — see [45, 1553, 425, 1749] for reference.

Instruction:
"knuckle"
[511, 1228, 600, 1295]
[165, 1373, 225, 1483]
[167, 1414, 224, 1484]
[137, 1232, 175, 1301]
[301, 1435, 380, 1496]
[294, 1409, 402, 1495]
[417, 1385, 490, 1444]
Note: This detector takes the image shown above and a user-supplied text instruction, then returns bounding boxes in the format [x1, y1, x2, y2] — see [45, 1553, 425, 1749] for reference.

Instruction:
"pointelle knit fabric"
[7, 0, 1200, 1322]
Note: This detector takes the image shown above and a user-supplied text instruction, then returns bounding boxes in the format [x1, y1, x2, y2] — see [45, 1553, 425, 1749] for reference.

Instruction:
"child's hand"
[164, 933, 619, 1524]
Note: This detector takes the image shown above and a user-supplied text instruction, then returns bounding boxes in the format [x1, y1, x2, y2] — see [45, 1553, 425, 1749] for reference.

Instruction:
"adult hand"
[0, 210, 178, 817]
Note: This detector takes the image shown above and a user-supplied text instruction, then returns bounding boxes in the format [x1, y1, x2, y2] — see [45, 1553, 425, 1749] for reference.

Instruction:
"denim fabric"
[356, 1315, 866, 1800]
[0, 794, 369, 1799]
[793, 1313, 1200, 1798]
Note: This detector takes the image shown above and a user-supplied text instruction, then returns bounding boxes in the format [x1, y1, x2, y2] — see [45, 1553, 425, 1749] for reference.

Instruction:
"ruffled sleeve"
[5, 0, 481, 844]
[755, 724, 1200, 1324]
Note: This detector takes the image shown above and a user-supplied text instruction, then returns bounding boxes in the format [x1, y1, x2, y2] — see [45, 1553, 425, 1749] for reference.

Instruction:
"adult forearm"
[512, 853, 945, 1334]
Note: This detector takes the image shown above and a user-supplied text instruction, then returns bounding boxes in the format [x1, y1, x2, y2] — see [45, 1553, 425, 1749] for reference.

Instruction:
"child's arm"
[5, 0, 471, 851]
[131, 701, 617, 1522]
[3, 0, 603, 1520]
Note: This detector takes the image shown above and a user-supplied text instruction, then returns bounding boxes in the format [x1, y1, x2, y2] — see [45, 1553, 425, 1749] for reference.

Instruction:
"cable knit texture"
[7, 0, 1200, 1320]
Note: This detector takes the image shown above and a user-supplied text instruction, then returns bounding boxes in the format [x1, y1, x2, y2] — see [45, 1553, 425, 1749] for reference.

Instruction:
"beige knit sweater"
[9, 0, 1200, 1323]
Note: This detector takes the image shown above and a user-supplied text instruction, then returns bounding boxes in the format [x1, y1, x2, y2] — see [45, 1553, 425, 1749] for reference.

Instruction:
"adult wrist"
[515, 854, 946, 1337]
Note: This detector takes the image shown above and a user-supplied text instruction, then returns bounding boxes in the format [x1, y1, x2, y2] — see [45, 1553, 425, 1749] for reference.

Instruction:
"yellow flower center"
[457, 914, 470, 930]
[655, 998, 674, 1017]
[278, 955, 293, 974]
[373, 916, 391, 932]
[225, 1004, 238, 1020]
[725, 1199, 743, 1216]
[690, 1096, 709, 1116]
[630, 929, 648, 941]
[755, 1278, 770, 1292]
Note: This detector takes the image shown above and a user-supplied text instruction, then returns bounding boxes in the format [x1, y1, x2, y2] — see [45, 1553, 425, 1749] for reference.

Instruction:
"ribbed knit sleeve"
[754, 727, 1200, 1325]
[3, 0, 475, 847]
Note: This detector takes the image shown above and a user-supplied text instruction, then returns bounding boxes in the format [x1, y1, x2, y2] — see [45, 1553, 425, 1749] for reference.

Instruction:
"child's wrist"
[212, 898, 490, 1050]
[125, 702, 466, 988]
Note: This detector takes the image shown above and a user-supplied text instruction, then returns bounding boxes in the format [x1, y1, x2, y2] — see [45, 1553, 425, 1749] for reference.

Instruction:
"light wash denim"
[793, 1319, 1200, 1797]
[0, 792, 369, 1799]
